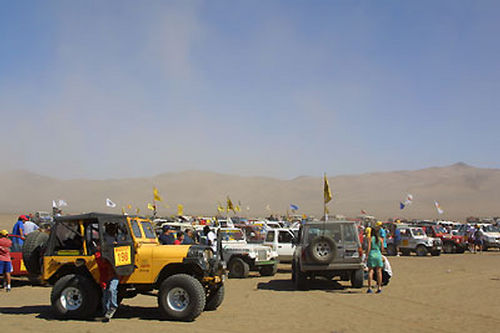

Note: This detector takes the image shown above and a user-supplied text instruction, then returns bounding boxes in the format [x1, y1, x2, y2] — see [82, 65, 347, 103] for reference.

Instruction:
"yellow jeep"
[23, 213, 225, 321]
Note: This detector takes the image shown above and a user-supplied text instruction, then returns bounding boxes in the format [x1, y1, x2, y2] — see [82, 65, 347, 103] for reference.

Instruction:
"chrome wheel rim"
[60, 287, 82, 311]
[167, 287, 190, 312]
[315, 242, 331, 257]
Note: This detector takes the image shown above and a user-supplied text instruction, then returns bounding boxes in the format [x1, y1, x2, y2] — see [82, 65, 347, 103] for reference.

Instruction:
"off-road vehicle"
[292, 221, 364, 290]
[22, 213, 225, 321]
[219, 228, 279, 278]
[386, 225, 442, 256]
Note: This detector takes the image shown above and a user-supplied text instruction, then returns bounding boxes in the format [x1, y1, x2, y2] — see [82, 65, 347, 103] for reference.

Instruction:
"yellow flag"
[127, 204, 132, 209]
[136, 208, 140, 214]
[177, 204, 184, 216]
[324, 173, 332, 204]
[121, 207, 125, 215]
[226, 196, 234, 212]
[235, 205, 241, 212]
[153, 187, 162, 202]
[147, 203, 155, 211]
[217, 202, 224, 213]
[302, 213, 307, 219]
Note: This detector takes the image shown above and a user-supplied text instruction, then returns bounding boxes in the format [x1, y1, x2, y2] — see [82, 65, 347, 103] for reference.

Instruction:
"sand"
[0, 215, 499, 332]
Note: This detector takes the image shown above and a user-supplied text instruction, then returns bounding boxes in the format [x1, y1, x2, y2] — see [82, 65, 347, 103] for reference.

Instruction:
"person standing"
[23, 217, 39, 235]
[182, 229, 195, 244]
[203, 226, 217, 253]
[174, 233, 184, 245]
[366, 227, 384, 294]
[0, 230, 13, 292]
[159, 225, 175, 245]
[376, 222, 387, 253]
[11, 215, 27, 252]
[393, 226, 401, 256]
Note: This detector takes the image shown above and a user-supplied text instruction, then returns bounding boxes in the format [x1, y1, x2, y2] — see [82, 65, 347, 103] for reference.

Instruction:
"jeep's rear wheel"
[351, 269, 364, 288]
[204, 284, 224, 311]
[259, 263, 278, 277]
[158, 274, 206, 321]
[228, 258, 250, 278]
[416, 245, 428, 257]
[22, 231, 49, 276]
[50, 274, 99, 319]
[292, 261, 307, 290]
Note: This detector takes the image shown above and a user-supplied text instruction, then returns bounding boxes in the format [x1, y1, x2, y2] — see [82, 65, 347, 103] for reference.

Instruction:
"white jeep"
[263, 228, 296, 263]
[219, 228, 279, 278]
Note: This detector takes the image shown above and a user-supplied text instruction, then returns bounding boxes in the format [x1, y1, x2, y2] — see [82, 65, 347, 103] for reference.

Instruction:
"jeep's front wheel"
[204, 284, 224, 311]
[158, 274, 206, 321]
[259, 263, 278, 276]
[50, 274, 99, 319]
[416, 245, 428, 257]
[351, 269, 364, 288]
[228, 257, 250, 278]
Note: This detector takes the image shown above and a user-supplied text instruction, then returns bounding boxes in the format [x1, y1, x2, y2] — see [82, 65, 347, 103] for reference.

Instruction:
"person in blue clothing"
[376, 221, 387, 252]
[365, 227, 384, 294]
[393, 225, 402, 256]
[182, 229, 195, 244]
[159, 225, 175, 245]
[11, 215, 27, 252]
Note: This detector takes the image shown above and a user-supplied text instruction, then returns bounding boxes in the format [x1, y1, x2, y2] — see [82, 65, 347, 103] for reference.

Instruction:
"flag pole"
[324, 173, 328, 222]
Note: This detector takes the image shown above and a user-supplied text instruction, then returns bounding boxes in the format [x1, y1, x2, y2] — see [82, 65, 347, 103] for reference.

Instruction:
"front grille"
[257, 250, 267, 261]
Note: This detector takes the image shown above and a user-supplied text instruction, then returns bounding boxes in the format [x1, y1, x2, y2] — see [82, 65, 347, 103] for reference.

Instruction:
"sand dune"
[0, 163, 499, 220]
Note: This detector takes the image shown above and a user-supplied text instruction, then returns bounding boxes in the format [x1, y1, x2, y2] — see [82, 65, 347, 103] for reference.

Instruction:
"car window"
[412, 228, 425, 236]
[130, 220, 143, 238]
[53, 222, 84, 255]
[278, 231, 293, 243]
[306, 224, 341, 243]
[266, 231, 275, 242]
[221, 229, 245, 241]
[140, 222, 156, 239]
[342, 224, 357, 243]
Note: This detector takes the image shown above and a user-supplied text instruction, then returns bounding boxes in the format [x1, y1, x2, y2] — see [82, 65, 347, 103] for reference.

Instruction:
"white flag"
[403, 194, 413, 206]
[52, 200, 58, 208]
[434, 201, 444, 215]
[106, 198, 117, 208]
[58, 199, 68, 207]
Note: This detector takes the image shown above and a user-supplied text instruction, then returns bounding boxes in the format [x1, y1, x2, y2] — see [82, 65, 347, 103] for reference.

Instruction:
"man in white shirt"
[23, 218, 39, 235]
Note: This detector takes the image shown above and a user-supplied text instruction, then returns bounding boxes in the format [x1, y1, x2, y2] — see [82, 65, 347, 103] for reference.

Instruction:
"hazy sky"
[1, 0, 499, 179]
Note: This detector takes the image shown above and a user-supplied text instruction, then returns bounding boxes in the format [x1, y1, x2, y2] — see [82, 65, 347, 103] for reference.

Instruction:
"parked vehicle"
[22, 213, 225, 321]
[419, 225, 466, 254]
[219, 228, 278, 278]
[291, 221, 364, 290]
[263, 228, 295, 262]
[480, 224, 500, 250]
[387, 226, 442, 256]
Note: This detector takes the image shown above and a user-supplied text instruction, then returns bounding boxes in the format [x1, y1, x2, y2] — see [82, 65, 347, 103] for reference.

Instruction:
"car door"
[264, 230, 276, 249]
[277, 230, 294, 262]
[100, 216, 136, 276]
[401, 228, 411, 249]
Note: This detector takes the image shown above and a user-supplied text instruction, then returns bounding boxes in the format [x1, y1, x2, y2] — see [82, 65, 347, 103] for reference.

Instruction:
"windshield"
[435, 226, 447, 234]
[412, 228, 425, 236]
[140, 221, 156, 239]
[483, 225, 500, 232]
[221, 229, 245, 241]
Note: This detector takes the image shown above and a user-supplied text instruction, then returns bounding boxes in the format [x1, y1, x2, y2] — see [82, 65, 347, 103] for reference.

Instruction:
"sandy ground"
[0, 214, 499, 333]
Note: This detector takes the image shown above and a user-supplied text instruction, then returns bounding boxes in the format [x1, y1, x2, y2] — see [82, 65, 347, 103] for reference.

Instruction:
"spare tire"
[22, 231, 49, 275]
[307, 236, 337, 264]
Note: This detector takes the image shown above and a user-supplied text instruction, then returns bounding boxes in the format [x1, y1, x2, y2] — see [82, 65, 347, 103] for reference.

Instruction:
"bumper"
[484, 240, 500, 248]
[300, 262, 363, 272]
[252, 259, 278, 268]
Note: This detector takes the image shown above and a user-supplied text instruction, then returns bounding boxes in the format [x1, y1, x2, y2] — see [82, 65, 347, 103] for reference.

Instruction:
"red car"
[7, 234, 28, 276]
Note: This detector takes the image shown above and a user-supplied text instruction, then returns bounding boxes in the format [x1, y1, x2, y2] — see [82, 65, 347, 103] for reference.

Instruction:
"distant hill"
[1, 163, 499, 221]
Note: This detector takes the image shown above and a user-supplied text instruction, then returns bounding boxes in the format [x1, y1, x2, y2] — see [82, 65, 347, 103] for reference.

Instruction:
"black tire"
[22, 231, 49, 275]
[50, 274, 99, 319]
[292, 261, 307, 290]
[456, 246, 466, 254]
[307, 236, 337, 264]
[351, 269, 363, 288]
[443, 242, 455, 254]
[259, 263, 278, 277]
[386, 244, 396, 256]
[204, 284, 224, 311]
[416, 245, 428, 257]
[158, 274, 206, 321]
[482, 245, 488, 251]
[431, 250, 441, 256]
[228, 257, 250, 278]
